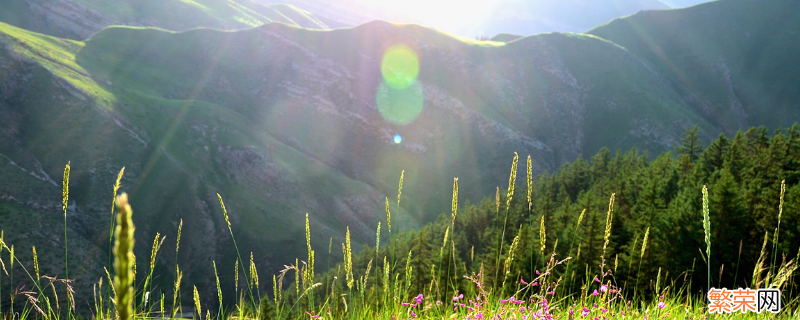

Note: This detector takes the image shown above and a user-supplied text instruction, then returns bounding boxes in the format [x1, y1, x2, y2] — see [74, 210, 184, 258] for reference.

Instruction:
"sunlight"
[357, 0, 499, 32]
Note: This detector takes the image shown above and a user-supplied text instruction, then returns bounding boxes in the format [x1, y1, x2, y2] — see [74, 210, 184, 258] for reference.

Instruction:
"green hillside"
[0, 0, 333, 40]
[0, 0, 799, 308]
[589, 0, 800, 134]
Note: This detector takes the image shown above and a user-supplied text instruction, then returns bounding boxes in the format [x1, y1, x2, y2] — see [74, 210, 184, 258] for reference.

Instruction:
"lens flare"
[376, 81, 423, 125]
[381, 44, 419, 90]
[394, 134, 402, 144]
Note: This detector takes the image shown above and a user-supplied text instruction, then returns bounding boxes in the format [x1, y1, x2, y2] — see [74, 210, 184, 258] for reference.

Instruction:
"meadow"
[1, 125, 799, 320]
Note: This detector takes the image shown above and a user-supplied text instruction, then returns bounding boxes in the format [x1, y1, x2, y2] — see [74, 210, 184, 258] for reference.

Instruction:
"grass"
[0, 153, 798, 320]
[0, 0, 334, 41]
[0, 22, 116, 108]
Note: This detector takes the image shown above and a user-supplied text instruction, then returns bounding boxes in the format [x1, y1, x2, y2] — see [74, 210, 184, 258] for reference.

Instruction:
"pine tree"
[411, 227, 433, 297]
[676, 124, 703, 162]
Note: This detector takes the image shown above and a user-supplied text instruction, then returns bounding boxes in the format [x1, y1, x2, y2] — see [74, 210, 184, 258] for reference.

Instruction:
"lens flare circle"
[376, 81, 424, 125]
[381, 44, 419, 90]
[394, 134, 402, 144]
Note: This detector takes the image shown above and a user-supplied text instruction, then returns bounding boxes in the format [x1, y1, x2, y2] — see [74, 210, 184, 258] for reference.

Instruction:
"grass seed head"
[702, 185, 710, 258]
[193, 285, 201, 319]
[235, 259, 239, 294]
[452, 177, 459, 224]
[176, 219, 183, 253]
[539, 215, 546, 253]
[527, 155, 532, 210]
[62, 162, 70, 216]
[602, 193, 615, 257]
[398, 170, 404, 204]
[213, 261, 222, 308]
[385, 197, 391, 233]
[217, 193, 231, 231]
[496, 187, 500, 213]
[376, 222, 381, 255]
[506, 152, 519, 210]
[779, 179, 785, 223]
[641, 227, 649, 258]
[32, 246, 39, 280]
[113, 193, 135, 320]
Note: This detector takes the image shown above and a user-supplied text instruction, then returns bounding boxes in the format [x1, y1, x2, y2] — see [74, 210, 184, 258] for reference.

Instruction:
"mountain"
[260, 0, 673, 37]
[1, 0, 798, 306]
[0, 0, 334, 40]
[661, 0, 714, 7]
[464, 0, 671, 37]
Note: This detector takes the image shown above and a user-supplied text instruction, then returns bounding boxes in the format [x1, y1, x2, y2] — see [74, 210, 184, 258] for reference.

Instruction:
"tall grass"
[61, 162, 70, 316]
[113, 193, 135, 320]
[1, 158, 799, 320]
[702, 185, 710, 292]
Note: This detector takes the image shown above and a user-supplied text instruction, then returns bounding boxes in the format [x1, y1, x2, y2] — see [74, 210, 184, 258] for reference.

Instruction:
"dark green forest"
[308, 124, 800, 307]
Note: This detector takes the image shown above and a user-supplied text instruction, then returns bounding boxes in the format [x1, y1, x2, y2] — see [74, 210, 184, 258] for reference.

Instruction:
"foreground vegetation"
[1, 124, 799, 319]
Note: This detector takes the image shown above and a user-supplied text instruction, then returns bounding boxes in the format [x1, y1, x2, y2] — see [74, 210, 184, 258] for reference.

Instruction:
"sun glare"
[357, 0, 498, 33]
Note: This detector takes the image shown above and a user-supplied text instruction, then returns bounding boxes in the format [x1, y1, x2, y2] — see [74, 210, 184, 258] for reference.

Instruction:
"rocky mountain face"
[0, 0, 798, 309]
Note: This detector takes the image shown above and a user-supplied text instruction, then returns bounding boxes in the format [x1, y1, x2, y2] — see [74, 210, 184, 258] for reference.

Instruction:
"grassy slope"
[589, 0, 800, 133]
[0, 22, 114, 106]
[0, 0, 332, 41]
[0, 22, 377, 300]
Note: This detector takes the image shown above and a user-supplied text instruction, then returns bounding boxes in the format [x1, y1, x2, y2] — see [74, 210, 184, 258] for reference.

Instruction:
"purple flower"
[414, 294, 423, 304]
[592, 290, 599, 296]
[581, 307, 590, 317]
[658, 301, 666, 309]
[600, 285, 607, 293]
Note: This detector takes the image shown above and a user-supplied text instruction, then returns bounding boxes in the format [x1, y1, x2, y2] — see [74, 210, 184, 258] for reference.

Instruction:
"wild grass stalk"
[173, 219, 183, 318]
[374, 221, 380, 311]
[143, 232, 164, 307]
[564, 209, 585, 296]
[444, 177, 458, 301]
[494, 152, 518, 291]
[344, 227, 354, 291]
[193, 285, 201, 320]
[0, 232, 3, 317]
[702, 185, 710, 293]
[535, 214, 545, 291]
[113, 193, 135, 320]
[635, 227, 649, 299]
[391, 170, 403, 277]
[214, 261, 222, 317]
[526, 155, 533, 279]
[217, 193, 255, 307]
[734, 239, 742, 287]
[772, 180, 785, 271]
[62, 162, 70, 316]
[107, 168, 125, 299]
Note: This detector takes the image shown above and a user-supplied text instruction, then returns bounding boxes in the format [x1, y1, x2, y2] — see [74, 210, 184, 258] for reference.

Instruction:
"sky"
[277, 0, 713, 38]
